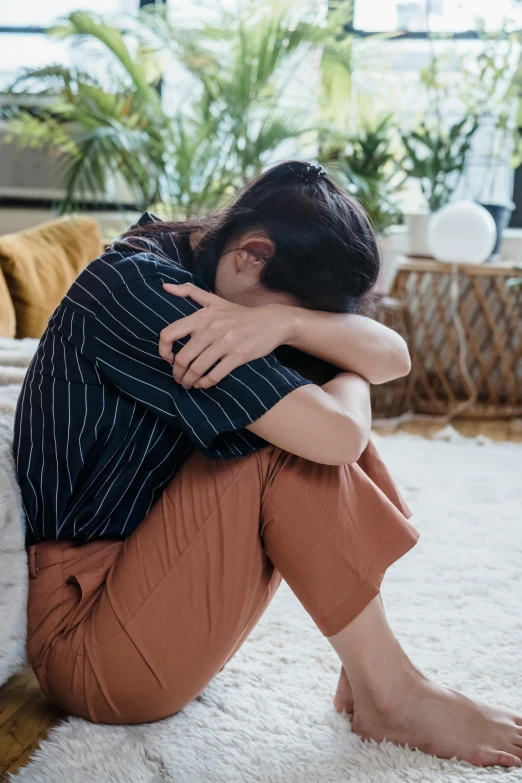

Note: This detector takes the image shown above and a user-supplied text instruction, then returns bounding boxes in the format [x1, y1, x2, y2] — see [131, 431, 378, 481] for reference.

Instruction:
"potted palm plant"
[399, 49, 479, 257]
[2, 1, 359, 218]
[453, 27, 522, 257]
[3, 11, 172, 213]
[400, 116, 479, 256]
[319, 113, 404, 233]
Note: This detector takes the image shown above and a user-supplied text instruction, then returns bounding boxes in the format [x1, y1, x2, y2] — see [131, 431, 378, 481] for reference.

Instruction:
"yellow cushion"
[0, 267, 16, 338]
[0, 216, 103, 339]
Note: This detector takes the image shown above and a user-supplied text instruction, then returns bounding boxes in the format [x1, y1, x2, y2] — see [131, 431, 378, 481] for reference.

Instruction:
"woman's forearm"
[247, 371, 371, 465]
[285, 308, 411, 385]
[321, 371, 372, 455]
[160, 283, 410, 390]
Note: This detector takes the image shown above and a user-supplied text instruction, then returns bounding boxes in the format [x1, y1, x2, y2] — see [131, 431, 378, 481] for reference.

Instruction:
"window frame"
[346, 20, 481, 40]
[347, 7, 522, 229]
[0, 0, 167, 212]
[0, 26, 47, 33]
[0, 0, 164, 35]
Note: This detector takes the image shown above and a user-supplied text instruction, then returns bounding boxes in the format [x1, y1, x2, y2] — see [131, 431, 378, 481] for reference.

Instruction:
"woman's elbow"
[372, 337, 411, 385]
[392, 339, 412, 379]
[325, 417, 370, 466]
[344, 423, 370, 464]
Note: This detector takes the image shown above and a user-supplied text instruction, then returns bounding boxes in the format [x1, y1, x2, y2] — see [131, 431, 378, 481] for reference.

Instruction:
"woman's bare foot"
[333, 665, 354, 714]
[352, 670, 522, 768]
[329, 596, 522, 768]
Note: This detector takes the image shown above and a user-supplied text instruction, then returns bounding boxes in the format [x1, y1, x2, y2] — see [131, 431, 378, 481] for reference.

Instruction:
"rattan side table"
[370, 296, 415, 419]
[389, 257, 522, 418]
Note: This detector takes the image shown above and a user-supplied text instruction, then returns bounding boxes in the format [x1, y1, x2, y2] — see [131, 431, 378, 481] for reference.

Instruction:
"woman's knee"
[37, 637, 197, 724]
[260, 447, 345, 512]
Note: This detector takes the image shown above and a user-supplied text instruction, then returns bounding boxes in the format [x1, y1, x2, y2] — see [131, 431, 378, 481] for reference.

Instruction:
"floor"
[373, 415, 522, 442]
[0, 669, 63, 780]
[0, 415, 520, 780]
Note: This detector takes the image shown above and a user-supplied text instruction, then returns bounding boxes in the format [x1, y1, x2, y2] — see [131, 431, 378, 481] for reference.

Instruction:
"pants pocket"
[63, 568, 110, 630]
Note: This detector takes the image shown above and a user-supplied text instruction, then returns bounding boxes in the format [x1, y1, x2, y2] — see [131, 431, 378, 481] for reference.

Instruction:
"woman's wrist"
[259, 303, 305, 348]
[283, 306, 308, 348]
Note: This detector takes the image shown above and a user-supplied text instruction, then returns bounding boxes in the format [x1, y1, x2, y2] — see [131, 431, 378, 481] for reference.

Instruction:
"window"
[351, 1, 522, 116]
[0, 37, 70, 92]
[1, 0, 136, 28]
[354, 0, 522, 33]
[350, 1, 522, 222]
[0, 0, 140, 90]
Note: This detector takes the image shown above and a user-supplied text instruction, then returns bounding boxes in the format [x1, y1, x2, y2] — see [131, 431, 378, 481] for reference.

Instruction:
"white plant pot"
[405, 213, 432, 257]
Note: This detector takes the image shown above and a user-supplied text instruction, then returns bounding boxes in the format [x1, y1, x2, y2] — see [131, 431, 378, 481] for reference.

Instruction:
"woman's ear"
[237, 234, 275, 271]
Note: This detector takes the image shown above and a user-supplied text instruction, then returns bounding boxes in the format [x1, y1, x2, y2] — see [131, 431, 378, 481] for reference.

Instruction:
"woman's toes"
[333, 666, 354, 714]
[497, 752, 522, 768]
[473, 751, 522, 768]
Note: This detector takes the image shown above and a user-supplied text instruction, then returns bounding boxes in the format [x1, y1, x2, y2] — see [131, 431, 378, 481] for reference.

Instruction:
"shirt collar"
[128, 211, 162, 231]
[110, 212, 192, 269]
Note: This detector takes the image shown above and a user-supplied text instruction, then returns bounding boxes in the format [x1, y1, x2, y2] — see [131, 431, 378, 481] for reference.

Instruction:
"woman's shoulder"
[60, 212, 201, 317]
[94, 245, 192, 284]
[108, 212, 192, 268]
[64, 240, 194, 319]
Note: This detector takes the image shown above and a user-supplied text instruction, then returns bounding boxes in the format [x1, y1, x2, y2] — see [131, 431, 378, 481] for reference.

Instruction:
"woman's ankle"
[350, 648, 421, 716]
[327, 596, 424, 716]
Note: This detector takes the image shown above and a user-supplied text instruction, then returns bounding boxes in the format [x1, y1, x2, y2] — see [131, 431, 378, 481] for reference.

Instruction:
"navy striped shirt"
[14, 213, 312, 546]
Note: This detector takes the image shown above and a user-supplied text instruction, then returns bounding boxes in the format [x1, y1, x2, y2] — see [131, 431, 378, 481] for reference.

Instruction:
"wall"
[1, 209, 521, 292]
[378, 225, 522, 292]
[0, 207, 141, 242]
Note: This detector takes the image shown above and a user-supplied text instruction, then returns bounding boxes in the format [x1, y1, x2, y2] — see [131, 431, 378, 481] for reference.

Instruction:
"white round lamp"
[427, 201, 497, 264]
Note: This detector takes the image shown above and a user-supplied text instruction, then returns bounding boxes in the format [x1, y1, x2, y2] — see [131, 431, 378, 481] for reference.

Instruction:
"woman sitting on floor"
[15, 161, 522, 769]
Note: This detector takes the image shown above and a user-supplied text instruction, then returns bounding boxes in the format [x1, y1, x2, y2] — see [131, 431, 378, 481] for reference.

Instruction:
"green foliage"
[456, 29, 522, 169]
[412, 13, 522, 209]
[396, 44, 483, 214]
[3, 1, 360, 217]
[401, 116, 479, 213]
[6, 3, 520, 227]
[5, 11, 169, 212]
[319, 114, 404, 232]
[143, 0, 316, 180]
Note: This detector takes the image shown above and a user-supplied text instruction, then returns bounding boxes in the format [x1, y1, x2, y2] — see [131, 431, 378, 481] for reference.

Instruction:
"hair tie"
[258, 160, 329, 189]
[294, 163, 327, 183]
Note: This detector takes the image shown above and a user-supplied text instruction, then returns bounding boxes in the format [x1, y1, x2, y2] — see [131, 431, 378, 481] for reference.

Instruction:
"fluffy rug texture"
[0, 338, 38, 685]
[1, 337, 521, 783]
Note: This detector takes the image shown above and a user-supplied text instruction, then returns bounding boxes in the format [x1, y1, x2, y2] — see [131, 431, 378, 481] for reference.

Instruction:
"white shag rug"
[1, 338, 522, 783]
[0, 338, 38, 685]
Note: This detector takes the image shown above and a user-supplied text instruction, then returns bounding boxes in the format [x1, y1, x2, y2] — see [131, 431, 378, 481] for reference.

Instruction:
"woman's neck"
[189, 230, 204, 251]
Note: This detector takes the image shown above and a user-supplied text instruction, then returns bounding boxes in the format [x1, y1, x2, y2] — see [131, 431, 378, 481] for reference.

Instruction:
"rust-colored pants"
[26, 441, 418, 725]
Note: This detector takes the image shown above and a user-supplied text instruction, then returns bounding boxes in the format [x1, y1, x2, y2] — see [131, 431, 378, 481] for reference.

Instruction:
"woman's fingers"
[158, 310, 202, 360]
[194, 355, 243, 389]
[160, 285, 250, 384]
[172, 336, 213, 385]
[163, 282, 215, 309]
[178, 343, 228, 388]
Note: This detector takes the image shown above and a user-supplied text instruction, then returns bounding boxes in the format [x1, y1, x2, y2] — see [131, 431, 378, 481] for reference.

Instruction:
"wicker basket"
[390, 258, 522, 418]
[370, 296, 415, 419]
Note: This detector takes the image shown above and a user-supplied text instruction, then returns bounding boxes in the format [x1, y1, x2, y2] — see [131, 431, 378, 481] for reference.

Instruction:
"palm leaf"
[5, 2, 366, 216]
[51, 11, 161, 111]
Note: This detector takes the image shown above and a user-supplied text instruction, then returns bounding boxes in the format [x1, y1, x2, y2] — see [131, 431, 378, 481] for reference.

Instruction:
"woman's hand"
[159, 283, 295, 389]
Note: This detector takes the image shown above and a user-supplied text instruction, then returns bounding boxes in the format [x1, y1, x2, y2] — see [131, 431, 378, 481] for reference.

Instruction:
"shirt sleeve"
[86, 254, 313, 459]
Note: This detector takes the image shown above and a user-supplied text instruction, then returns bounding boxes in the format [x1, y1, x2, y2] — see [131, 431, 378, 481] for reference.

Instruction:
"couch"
[0, 215, 102, 687]
[0, 215, 103, 340]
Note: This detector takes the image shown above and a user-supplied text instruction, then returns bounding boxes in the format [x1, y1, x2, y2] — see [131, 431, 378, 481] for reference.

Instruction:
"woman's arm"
[246, 371, 371, 465]
[160, 283, 410, 389]
[285, 309, 411, 385]
[158, 283, 372, 465]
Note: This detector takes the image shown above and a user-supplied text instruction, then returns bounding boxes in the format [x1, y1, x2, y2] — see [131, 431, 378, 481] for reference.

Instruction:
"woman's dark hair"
[121, 160, 381, 314]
